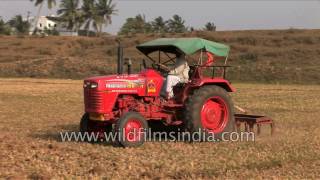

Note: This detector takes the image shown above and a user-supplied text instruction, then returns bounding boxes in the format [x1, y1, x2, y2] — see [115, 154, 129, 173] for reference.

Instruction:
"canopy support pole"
[200, 49, 203, 65]
[224, 55, 229, 65]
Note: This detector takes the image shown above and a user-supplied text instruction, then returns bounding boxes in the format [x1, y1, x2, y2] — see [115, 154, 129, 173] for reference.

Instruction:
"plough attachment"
[235, 114, 274, 135]
[234, 106, 274, 135]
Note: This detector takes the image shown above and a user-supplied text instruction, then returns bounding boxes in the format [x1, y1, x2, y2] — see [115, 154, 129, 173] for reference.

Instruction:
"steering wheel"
[142, 59, 147, 69]
[151, 63, 170, 75]
[153, 63, 170, 71]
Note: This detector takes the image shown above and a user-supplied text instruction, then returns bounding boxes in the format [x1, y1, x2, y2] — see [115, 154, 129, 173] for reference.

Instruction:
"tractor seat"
[174, 83, 185, 88]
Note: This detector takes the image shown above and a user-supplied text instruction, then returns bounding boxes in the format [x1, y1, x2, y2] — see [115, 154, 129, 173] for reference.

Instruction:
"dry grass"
[0, 78, 320, 178]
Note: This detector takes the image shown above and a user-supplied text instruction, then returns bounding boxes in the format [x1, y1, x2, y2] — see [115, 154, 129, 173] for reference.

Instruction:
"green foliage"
[167, 14, 187, 33]
[57, 0, 83, 31]
[0, 17, 11, 35]
[118, 14, 152, 35]
[44, 27, 59, 36]
[30, 0, 56, 9]
[78, 29, 96, 37]
[80, 0, 117, 36]
[8, 15, 30, 34]
[204, 22, 216, 31]
[151, 16, 168, 33]
[119, 14, 188, 35]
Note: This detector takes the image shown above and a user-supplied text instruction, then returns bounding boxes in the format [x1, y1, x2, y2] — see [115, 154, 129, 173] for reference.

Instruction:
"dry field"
[0, 78, 320, 179]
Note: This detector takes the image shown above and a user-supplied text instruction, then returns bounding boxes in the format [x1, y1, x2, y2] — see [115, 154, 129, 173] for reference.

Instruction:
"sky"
[1, 0, 320, 34]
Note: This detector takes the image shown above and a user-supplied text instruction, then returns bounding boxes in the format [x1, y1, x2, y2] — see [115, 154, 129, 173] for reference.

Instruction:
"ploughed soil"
[1, 78, 319, 178]
[0, 29, 320, 84]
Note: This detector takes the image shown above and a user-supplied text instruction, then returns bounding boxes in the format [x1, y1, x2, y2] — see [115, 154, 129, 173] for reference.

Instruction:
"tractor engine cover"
[83, 69, 164, 115]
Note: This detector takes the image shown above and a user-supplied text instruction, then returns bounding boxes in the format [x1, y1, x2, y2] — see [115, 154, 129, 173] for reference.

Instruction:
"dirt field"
[1, 29, 320, 84]
[0, 78, 319, 178]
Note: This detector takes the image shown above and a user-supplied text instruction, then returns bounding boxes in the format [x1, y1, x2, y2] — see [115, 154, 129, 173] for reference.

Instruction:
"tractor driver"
[160, 54, 190, 99]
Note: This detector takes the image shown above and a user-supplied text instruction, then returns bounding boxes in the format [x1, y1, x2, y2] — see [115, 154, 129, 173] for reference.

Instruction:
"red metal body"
[83, 68, 235, 125]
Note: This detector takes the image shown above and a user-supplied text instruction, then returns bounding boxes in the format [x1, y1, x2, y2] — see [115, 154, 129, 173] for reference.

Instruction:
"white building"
[28, 15, 78, 36]
[37, 16, 57, 31]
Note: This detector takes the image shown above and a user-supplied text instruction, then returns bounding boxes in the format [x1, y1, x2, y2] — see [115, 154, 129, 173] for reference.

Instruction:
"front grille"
[84, 89, 104, 111]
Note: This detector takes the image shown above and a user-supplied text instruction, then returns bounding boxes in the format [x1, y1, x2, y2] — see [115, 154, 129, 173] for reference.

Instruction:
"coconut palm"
[0, 17, 11, 35]
[81, 0, 117, 36]
[30, 0, 56, 34]
[8, 15, 31, 34]
[168, 14, 187, 33]
[57, 0, 82, 32]
[81, 0, 99, 35]
[118, 14, 152, 35]
[151, 16, 168, 33]
[205, 22, 216, 31]
[95, 0, 117, 35]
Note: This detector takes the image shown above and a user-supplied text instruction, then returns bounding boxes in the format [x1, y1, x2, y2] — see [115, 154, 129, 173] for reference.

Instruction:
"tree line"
[0, 0, 216, 36]
[118, 14, 216, 35]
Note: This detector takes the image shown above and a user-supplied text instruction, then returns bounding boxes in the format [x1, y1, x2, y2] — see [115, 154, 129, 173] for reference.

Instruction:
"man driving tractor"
[160, 53, 190, 99]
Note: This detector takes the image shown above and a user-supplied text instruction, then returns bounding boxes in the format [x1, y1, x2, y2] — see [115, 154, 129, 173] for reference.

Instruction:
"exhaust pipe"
[117, 41, 123, 74]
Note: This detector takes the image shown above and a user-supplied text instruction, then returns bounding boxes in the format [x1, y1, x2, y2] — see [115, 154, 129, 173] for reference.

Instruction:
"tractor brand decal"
[127, 81, 144, 88]
[111, 89, 138, 93]
[106, 83, 127, 89]
[147, 80, 156, 93]
[106, 79, 144, 89]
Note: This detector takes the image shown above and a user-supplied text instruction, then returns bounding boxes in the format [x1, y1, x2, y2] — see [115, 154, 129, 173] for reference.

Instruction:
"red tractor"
[80, 38, 236, 147]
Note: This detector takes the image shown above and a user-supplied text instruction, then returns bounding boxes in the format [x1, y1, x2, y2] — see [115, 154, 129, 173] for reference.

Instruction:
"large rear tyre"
[184, 86, 235, 141]
[114, 112, 148, 147]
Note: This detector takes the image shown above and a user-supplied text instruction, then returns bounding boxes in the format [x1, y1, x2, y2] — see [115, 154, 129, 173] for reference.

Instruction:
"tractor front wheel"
[80, 113, 112, 142]
[80, 113, 91, 133]
[114, 112, 148, 147]
[184, 85, 235, 141]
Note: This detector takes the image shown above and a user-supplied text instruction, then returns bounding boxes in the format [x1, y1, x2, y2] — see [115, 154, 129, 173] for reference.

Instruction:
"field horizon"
[0, 29, 319, 84]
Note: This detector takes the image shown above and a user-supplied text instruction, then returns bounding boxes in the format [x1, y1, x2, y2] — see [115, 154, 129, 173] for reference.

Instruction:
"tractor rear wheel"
[184, 85, 235, 141]
[114, 112, 148, 147]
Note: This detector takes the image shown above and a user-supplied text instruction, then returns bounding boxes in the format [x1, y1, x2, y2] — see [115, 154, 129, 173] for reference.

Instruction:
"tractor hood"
[84, 74, 145, 90]
[85, 74, 143, 83]
[84, 69, 164, 94]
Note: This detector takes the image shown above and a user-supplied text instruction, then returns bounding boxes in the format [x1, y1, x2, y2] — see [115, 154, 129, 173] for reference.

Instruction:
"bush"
[78, 30, 96, 37]
[44, 28, 60, 36]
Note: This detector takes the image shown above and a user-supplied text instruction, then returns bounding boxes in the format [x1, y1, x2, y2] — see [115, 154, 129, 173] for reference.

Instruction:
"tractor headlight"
[84, 82, 98, 89]
[90, 82, 98, 89]
[83, 81, 90, 88]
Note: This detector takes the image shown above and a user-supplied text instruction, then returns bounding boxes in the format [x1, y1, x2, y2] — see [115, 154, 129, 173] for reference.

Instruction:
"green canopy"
[136, 38, 230, 57]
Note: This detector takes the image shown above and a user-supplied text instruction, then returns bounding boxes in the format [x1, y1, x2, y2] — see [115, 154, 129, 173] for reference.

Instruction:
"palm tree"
[8, 15, 31, 34]
[118, 14, 151, 35]
[151, 16, 168, 33]
[81, 0, 99, 36]
[168, 14, 187, 33]
[57, 0, 82, 32]
[95, 0, 117, 35]
[30, 0, 56, 34]
[205, 22, 216, 31]
[0, 17, 11, 35]
[81, 0, 117, 36]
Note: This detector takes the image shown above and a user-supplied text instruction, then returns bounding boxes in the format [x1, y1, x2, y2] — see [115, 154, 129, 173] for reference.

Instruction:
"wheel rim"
[124, 119, 144, 142]
[201, 96, 229, 133]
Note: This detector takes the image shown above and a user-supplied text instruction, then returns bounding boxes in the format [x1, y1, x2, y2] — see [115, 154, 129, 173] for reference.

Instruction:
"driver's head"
[176, 53, 187, 65]
[176, 52, 183, 58]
